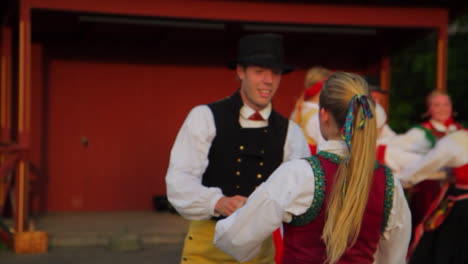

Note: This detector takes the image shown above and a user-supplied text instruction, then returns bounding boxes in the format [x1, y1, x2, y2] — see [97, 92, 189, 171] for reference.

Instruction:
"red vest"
[282, 152, 393, 264]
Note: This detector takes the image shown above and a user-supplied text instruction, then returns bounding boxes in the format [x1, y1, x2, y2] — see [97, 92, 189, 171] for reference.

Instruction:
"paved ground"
[0, 211, 188, 264]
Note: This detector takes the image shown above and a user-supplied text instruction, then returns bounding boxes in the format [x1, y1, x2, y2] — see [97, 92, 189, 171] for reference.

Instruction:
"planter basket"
[14, 231, 48, 253]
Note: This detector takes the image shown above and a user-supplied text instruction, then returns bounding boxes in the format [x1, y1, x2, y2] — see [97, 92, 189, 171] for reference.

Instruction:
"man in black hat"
[165, 33, 309, 263]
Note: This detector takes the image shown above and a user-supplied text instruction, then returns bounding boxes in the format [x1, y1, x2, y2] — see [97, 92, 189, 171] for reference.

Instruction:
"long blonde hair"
[318, 72, 377, 264]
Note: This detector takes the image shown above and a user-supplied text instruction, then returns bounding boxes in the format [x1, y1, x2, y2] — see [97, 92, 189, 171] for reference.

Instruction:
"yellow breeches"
[180, 220, 275, 264]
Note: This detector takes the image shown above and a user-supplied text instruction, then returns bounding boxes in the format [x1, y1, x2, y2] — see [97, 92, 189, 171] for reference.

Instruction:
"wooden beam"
[23, 0, 448, 29]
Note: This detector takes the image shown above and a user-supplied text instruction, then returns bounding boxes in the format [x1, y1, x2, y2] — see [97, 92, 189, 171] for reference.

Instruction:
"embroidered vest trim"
[289, 151, 394, 232]
[289, 155, 326, 226]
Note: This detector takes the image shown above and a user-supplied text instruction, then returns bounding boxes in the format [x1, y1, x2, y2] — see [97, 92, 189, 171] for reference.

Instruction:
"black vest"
[202, 91, 288, 198]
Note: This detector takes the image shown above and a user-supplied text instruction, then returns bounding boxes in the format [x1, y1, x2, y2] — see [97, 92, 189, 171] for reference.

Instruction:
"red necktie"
[248, 111, 264, 121]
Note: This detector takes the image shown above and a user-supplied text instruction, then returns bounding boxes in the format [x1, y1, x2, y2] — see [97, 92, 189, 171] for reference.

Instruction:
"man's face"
[428, 94, 452, 123]
[237, 65, 282, 111]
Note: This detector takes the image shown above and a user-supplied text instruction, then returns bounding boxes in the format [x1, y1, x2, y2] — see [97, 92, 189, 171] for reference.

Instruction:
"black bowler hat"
[228, 33, 295, 74]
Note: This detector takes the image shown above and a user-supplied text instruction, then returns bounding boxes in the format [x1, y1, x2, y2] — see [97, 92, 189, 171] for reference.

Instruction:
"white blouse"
[377, 127, 423, 177]
[397, 130, 468, 187]
[391, 119, 461, 154]
[214, 140, 411, 264]
[165, 103, 311, 221]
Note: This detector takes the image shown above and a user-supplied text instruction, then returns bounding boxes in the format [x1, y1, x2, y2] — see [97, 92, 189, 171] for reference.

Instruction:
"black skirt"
[409, 187, 468, 264]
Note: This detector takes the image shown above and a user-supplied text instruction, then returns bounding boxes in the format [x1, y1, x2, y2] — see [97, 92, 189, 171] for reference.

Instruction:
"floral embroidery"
[289, 152, 393, 232]
[380, 163, 394, 232]
[289, 155, 326, 226]
[317, 151, 343, 164]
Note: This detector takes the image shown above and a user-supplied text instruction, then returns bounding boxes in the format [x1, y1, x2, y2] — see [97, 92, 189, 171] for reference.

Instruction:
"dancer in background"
[398, 130, 468, 264]
[290, 66, 331, 154]
[392, 90, 464, 232]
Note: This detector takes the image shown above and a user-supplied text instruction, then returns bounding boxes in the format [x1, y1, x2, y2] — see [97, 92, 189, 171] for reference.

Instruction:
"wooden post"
[0, 25, 13, 219]
[15, 4, 32, 233]
[380, 50, 391, 113]
[436, 25, 448, 91]
[1, 25, 12, 141]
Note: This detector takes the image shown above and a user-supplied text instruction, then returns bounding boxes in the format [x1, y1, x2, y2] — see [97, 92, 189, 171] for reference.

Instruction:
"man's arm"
[165, 105, 224, 220]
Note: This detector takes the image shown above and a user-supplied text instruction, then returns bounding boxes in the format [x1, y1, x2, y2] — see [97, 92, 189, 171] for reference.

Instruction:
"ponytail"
[319, 73, 377, 264]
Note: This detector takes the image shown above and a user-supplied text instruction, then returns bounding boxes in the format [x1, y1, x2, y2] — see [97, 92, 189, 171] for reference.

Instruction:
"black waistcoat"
[202, 91, 288, 198]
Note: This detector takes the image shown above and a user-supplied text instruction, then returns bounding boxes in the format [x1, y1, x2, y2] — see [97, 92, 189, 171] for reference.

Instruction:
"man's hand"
[215, 195, 247, 217]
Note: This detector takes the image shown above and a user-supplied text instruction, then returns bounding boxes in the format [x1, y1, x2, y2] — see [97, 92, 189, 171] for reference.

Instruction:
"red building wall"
[35, 39, 307, 211]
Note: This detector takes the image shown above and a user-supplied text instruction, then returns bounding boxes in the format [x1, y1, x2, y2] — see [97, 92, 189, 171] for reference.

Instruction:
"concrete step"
[49, 231, 186, 248]
[2, 211, 189, 249]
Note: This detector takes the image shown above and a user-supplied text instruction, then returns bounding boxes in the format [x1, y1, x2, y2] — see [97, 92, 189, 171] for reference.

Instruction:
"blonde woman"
[290, 66, 332, 154]
[215, 72, 411, 264]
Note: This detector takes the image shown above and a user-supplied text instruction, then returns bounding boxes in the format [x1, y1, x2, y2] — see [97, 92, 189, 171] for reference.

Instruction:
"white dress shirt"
[165, 103, 310, 221]
[397, 130, 468, 187]
[214, 140, 411, 264]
